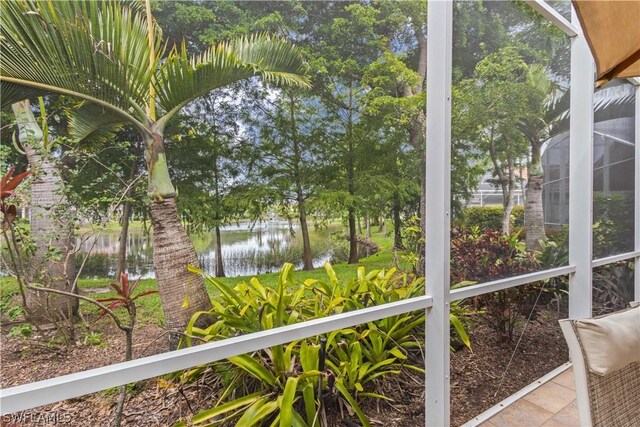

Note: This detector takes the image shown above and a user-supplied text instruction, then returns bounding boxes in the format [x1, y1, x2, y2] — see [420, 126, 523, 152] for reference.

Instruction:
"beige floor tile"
[488, 399, 554, 427]
[551, 369, 576, 391]
[523, 381, 576, 414]
[541, 402, 581, 427]
[477, 421, 497, 427]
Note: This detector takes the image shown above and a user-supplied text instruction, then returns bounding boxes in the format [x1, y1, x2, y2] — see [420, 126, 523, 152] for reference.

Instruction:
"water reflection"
[76, 220, 334, 279]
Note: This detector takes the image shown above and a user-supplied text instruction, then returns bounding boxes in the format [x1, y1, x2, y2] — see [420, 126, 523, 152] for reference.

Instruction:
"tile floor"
[478, 368, 581, 427]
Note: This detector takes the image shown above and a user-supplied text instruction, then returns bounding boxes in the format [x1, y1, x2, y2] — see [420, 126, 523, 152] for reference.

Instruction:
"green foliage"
[9, 322, 33, 338]
[177, 263, 462, 426]
[454, 206, 524, 231]
[83, 331, 103, 346]
[0, 292, 32, 338]
[592, 262, 635, 316]
[593, 192, 635, 258]
[3, 293, 33, 338]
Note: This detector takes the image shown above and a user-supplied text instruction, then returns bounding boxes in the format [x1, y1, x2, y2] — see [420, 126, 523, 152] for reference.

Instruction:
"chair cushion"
[574, 306, 640, 376]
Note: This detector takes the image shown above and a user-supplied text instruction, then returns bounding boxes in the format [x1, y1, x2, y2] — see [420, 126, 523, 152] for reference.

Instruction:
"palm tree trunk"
[525, 143, 545, 251]
[12, 101, 77, 321]
[214, 225, 225, 277]
[150, 199, 212, 347]
[145, 133, 212, 348]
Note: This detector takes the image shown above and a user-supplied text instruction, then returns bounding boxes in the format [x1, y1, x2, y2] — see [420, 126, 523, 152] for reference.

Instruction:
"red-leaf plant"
[96, 273, 157, 360]
[1, 166, 31, 230]
[95, 273, 157, 427]
[1, 166, 34, 316]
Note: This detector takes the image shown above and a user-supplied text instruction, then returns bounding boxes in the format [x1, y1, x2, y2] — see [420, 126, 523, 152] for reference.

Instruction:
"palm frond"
[66, 102, 124, 144]
[0, 81, 49, 106]
[155, 34, 310, 127]
[0, 0, 161, 130]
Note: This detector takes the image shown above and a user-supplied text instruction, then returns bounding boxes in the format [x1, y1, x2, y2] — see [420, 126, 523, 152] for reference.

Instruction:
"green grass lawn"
[0, 230, 408, 327]
[76, 220, 149, 234]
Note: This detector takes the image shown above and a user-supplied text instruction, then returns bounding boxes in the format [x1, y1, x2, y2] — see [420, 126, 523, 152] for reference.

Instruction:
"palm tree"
[12, 100, 78, 321]
[519, 64, 562, 251]
[1, 0, 310, 347]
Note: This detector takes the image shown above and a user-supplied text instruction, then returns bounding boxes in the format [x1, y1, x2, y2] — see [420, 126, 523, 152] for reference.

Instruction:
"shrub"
[178, 263, 472, 426]
[592, 261, 635, 316]
[450, 227, 539, 341]
[454, 205, 524, 231]
[593, 193, 634, 258]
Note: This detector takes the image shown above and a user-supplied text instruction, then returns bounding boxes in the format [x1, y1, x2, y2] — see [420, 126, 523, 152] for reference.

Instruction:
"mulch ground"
[0, 308, 568, 427]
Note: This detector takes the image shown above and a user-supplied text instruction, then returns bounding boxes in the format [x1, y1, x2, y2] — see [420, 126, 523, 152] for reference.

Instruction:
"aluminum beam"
[568, 7, 594, 319]
[592, 251, 640, 268]
[450, 266, 576, 301]
[0, 296, 432, 415]
[636, 85, 640, 300]
[524, 0, 578, 37]
[425, 0, 453, 425]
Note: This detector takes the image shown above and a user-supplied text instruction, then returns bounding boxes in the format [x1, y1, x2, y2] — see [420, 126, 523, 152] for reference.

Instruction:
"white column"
[425, 0, 452, 425]
[635, 84, 640, 300]
[568, 8, 594, 319]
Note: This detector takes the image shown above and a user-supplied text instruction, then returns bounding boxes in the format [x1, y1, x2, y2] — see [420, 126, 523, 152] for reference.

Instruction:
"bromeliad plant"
[95, 273, 157, 427]
[178, 264, 357, 426]
[176, 263, 473, 426]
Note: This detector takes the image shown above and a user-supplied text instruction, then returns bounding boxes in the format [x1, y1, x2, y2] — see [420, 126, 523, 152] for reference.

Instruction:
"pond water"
[76, 220, 336, 279]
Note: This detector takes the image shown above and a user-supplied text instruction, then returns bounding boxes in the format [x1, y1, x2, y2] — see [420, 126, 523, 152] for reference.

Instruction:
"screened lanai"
[1, 1, 639, 426]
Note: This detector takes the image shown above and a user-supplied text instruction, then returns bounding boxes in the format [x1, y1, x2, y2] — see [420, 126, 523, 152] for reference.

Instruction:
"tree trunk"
[117, 201, 132, 279]
[347, 208, 358, 264]
[393, 200, 403, 250]
[403, 22, 427, 277]
[287, 93, 314, 271]
[214, 225, 225, 277]
[525, 144, 545, 251]
[117, 157, 138, 278]
[500, 153, 517, 235]
[378, 216, 385, 233]
[298, 200, 314, 271]
[145, 133, 212, 349]
[150, 199, 212, 348]
[502, 196, 514, 235]
[12, 100, 77, 321]
[365, 214, 371, 238]
[346, 89, 358, 265]
[525, 174, 545, 251]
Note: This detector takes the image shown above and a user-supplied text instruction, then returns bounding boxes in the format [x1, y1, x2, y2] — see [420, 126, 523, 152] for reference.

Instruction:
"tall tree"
[166, 95, 247, 278]
[246, 88, 328, 270]
[520, 64, 561, 250]
[456, 46, 533, 234]
[297, 2, 387, 264]
[1, 0, 309, 346]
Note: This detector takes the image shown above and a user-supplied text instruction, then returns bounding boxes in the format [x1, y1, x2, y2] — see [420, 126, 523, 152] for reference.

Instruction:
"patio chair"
[559, 303, 640, 427]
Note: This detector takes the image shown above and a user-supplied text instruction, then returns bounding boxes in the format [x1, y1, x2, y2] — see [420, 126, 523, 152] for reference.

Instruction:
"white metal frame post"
[425, 0, 453, 425]
[635, 83, 640, 300]
[568, 7, 594, 319]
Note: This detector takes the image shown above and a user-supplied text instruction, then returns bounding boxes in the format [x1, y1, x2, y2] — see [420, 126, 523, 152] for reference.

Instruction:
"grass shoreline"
[1, 230, 404, 325]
